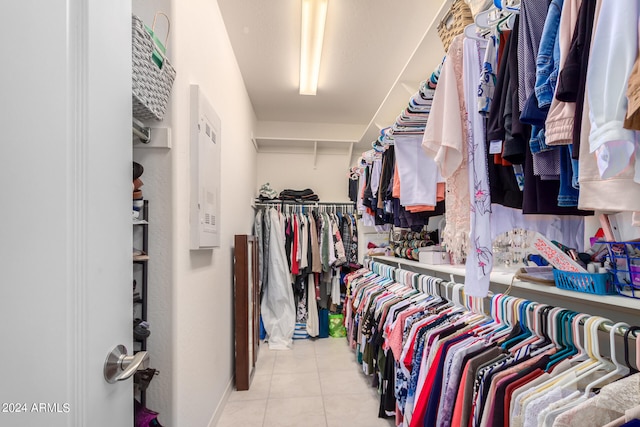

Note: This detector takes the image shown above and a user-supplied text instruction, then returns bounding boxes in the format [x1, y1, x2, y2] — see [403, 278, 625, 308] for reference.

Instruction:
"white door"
[0, 1, 134, 426]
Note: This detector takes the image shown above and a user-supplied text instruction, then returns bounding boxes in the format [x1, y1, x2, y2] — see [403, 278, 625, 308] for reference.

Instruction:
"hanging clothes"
[422, 34, 471, 263]
[254, 209, 265, 295]
[464, 35, 493, 297]
[260, 208, 296, 350]
[344, 261, 640, 427]
[306, 273, 319, 337]
[577, 0, 640, 212]
[586, 0, 640, 181]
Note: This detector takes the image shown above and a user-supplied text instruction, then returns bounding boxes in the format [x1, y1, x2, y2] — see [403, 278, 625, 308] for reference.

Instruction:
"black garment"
[306, 214, 314, 272]
[284, 217, 293, 269]
[380, 146, 396, 203]
[349, 177, 359, 202]
[293, 274, 306, 299]
[522, 144, 592, 215]
[379, 349, 396, 418]
[279, 188, 319, 201]
[485, 23, 528, 205]
[555, 0, 597, 159]
[362, 166, 374, 210]
[392, 198, 445, 229]
[487, 116, 524, 209]
[502, 16, 528, 165]
[487, 30, 512, 143]
[369, 147, 396, 226]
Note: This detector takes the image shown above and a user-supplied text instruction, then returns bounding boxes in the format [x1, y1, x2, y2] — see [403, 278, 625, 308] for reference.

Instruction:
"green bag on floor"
[328, 313, 346, 338]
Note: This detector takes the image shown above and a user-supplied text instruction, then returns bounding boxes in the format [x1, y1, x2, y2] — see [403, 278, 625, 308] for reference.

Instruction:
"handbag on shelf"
[437, 0, 474, 52]
[132, 12, 176, 121]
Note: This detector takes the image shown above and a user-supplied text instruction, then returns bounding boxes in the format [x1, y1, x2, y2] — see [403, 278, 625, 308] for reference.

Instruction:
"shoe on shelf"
[133, 318, 150, 341]
[134, 368, 158, 391]
[133, 247, 149, 261]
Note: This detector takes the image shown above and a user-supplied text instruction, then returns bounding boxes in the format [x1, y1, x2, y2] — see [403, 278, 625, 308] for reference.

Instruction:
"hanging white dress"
[261, 208, 296, 350]
[464, 37, 493, 297]
[306, 273, 319, 337]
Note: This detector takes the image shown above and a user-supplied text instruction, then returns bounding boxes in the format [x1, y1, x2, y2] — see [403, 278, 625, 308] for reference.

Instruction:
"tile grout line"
[313, 339, 331, 427]
[261, 349, 274, 427]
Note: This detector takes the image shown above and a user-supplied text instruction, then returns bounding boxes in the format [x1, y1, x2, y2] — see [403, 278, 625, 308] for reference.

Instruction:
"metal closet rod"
[253, 200, 355, 208]
[132, 118, 151, 143]
[367, 258, 640, 340]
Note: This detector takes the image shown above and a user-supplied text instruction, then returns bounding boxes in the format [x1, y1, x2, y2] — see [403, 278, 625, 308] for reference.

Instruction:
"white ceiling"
[217, 0, 450, 156]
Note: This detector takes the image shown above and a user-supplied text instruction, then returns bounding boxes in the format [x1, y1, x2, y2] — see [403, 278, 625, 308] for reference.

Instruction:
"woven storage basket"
[437, 0, 474, 52]
[132, 14, 176, 121]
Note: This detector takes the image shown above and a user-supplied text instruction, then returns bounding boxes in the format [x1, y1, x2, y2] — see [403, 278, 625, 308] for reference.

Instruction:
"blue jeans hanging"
[558, 145, 579, 207]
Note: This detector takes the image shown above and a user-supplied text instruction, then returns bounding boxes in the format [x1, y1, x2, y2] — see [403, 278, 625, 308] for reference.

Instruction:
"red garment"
[402, 313, 444, 369]
[409, 344, 446, 427]
[503, 368, 544, 427]
[451, 361, 470, 427]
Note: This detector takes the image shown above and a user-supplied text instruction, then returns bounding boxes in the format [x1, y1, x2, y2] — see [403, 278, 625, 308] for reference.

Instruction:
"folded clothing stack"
[258, 182, 278, 201]
[279, 188, 319, 202]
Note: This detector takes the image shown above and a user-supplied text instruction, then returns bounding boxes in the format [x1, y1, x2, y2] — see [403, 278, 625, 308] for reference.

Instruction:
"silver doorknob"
[104, 345, 149, 384]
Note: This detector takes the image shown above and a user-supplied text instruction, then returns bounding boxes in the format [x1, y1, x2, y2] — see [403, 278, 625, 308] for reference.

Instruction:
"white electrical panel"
[189, 85, 221, 249]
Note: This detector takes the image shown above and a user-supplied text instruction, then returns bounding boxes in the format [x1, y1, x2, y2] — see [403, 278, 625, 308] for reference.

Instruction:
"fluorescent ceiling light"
[299, 0, 328, 95]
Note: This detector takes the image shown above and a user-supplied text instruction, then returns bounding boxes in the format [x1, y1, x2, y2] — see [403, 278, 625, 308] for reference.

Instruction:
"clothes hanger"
[484, 294, 517, 342]
[501, 299, 531, 350]
[545, 318, 615, 422]
[539, 308, 569, 369]
[506, 301, 542, 352]
[475, 6, 501, 29]
[452, 282, 465, 308]
[570, 313, 591, 362]
[540, 317, 618, 422]
[566, 316, 613, 382]
[528, 306, 558, 358]
[464, 23, 488, 42]
[496, 12, 516, 33]
[510, 303, 542, 352]
[636, 327, 640, 372]
[582, 321, 630, 396]
[473, 297, 502, 338]
[529, 316, 603, 398]
[557, 311, 579, 359]
[624, 326, 640, 373]
[503, 0, 521, 12]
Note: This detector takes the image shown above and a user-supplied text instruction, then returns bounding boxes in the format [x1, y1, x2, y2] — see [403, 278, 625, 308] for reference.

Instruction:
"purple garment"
[484, 372, 519, 426]
[436, 339, 489, 427]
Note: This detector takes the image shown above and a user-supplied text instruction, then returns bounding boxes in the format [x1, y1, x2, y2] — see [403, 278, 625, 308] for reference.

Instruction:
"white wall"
[132, 0, 175, 423]
[257, 152, 352, 202]
[132, 0, 257, 425]
[171, 1, 258, 427]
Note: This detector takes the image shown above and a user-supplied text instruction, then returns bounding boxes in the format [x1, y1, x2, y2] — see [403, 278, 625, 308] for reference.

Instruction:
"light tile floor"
[217, 338, 396, 427]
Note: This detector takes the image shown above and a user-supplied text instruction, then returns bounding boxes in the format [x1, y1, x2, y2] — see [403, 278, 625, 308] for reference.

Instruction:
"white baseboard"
[207, 376, 234, 427]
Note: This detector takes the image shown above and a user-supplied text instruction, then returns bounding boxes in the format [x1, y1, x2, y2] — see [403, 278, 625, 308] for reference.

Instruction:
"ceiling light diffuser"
[299, 0, 328, 95]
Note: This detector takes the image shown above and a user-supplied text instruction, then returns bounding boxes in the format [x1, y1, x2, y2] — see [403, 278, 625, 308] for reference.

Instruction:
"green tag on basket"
[144, 24, 166, 69]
